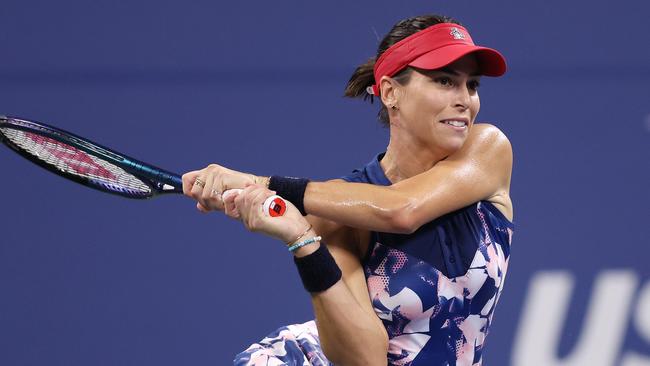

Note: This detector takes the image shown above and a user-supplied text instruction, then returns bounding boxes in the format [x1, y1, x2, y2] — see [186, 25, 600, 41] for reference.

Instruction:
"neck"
[380, 127, 447, 183]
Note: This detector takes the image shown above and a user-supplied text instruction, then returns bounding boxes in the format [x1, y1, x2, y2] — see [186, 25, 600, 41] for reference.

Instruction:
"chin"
[443, 136, 468, 153]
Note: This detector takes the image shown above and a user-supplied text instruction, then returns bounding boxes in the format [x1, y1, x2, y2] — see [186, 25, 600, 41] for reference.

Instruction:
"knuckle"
[234, 195, 243, 205]
[182, 172, 194, 181]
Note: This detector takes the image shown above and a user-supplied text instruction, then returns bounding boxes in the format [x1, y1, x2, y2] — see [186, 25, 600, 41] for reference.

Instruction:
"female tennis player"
[183, 14, 513, 366]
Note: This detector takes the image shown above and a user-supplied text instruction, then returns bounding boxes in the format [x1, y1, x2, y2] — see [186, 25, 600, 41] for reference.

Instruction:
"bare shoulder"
[460, 123, 514, 220]
[465, 123, 513, 159]
[450, 123, 513, 173]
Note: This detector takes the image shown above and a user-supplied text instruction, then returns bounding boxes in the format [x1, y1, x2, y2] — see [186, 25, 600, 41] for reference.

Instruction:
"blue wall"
[1, 1, 649, 365]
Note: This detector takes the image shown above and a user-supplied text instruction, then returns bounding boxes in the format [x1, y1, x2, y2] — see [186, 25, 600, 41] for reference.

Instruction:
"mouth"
[439, 118, 469, 130]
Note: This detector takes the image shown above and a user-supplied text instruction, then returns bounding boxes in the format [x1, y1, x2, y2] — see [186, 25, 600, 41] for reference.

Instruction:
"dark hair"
[344, 14, 462, 127]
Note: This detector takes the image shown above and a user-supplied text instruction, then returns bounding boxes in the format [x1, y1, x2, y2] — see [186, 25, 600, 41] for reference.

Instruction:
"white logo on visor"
[450, 27, 465, 40]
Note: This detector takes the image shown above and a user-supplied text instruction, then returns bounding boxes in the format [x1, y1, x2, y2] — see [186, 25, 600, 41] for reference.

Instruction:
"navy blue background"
[1, 1, 648, 365]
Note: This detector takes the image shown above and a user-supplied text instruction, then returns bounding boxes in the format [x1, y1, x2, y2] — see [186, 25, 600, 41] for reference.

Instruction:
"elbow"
[388, 197, 420, 234]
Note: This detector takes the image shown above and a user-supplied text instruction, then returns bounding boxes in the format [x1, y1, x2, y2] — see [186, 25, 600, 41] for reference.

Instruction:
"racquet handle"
[222, 189, 287, 217]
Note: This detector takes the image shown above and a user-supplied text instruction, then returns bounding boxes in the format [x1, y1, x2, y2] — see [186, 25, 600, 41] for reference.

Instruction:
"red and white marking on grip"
[263, 195, 286, 217]
[222, 189, 286, 217]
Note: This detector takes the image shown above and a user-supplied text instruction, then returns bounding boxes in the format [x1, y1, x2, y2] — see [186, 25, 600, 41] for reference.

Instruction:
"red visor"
[369, 23, 507, 96]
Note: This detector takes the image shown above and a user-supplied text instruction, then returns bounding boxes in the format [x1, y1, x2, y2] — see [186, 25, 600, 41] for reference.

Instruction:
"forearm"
[311, 281, 388, 366]
[303, 181, 415, 234]
[261, 125, 512, 235]
[294, 243, 387, 365]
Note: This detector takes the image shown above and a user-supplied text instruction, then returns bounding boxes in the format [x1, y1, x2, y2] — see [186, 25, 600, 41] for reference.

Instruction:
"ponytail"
[344, 57, 376, 101]
[343, 56, 412, 127]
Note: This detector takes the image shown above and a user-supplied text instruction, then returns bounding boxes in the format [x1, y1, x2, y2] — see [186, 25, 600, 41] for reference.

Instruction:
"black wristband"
[293, 243, 342, 293]
[268, 176, 310, 215]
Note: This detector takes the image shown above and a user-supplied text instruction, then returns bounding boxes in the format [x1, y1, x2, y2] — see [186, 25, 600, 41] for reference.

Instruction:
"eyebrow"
[436, 67, 482, 77]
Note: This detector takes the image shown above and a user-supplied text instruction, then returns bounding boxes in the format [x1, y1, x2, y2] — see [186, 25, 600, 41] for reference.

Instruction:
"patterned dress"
[234, 153, 514, 366]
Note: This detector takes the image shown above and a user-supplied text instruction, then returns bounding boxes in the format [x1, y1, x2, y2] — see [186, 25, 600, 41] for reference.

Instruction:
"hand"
[225, 183, 312, 244]
[181, 164, 267, 213]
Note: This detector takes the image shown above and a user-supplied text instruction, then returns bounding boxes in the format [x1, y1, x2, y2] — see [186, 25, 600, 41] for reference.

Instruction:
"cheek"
[405, 83, 444, 109]
[401, 86, 452, 121]
[420, 93, 447, 114]
[471, 96, 481, 119]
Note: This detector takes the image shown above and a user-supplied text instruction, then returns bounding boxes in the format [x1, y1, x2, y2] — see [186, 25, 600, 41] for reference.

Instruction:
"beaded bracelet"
[288, 236, 322, 252]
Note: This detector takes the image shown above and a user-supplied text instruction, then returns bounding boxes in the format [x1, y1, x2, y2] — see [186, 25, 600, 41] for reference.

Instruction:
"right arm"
[228, 185, 388, 366]
[305, 215, 388, 365]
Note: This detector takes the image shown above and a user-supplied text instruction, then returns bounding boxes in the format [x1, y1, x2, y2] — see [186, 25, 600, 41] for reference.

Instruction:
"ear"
[379, 76, 401, 108]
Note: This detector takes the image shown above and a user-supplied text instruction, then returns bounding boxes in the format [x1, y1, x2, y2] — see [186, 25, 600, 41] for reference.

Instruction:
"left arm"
[183, 124, 512, 235]
[303, 123, 512, 233]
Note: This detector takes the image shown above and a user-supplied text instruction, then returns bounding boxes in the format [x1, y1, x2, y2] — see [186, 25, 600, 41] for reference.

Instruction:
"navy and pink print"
[234, 154, 513, 365]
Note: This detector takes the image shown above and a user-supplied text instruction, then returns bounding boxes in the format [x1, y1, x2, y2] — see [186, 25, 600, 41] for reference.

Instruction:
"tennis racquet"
[0, 116, 286, 216]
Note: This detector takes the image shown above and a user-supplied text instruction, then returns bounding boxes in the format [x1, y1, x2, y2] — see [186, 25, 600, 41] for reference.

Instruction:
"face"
[383, 54, 482, 156]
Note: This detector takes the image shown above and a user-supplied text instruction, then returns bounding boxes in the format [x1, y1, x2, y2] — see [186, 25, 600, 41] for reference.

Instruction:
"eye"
[435, 77, 454, 87]
[468, 80, 481, 91]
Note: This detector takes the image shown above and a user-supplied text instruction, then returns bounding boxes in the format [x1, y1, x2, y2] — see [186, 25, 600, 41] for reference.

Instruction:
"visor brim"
[408, 44, 507, 77]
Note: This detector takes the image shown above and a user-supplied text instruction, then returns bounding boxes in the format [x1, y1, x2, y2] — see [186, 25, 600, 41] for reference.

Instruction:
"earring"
[391, 105, 399, 111]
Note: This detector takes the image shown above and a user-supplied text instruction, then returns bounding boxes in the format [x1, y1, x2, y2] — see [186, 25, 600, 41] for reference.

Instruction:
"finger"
[211, 166, 232, 202]
[196, 202, 209, 213]
[235, 185, 260, 226]
[243, 185, 274, 207]
[198, 170, 214, 209]
[200, 172, 224, 212]
[245, 188, 268, 230]
[210, 174, 229, 212]
[222, 188, 242, 202]
[190, 172, 208, 199]
[223, 189, 241, 219]
[239, 185, 272, 209]
[233, 187, 246, 211]
[240, 185, 262, 213]
[250, 185, 272, 209]
[243, 186, 273, 228]
[224, 202, 240, 219]
[182, 170, 201, 196]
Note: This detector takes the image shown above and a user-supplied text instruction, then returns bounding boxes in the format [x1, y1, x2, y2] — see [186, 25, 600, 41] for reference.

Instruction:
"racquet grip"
[222, 189, 286, 217]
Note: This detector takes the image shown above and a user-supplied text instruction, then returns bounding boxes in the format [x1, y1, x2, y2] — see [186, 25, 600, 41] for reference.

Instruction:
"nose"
[453, 84, 472, 111]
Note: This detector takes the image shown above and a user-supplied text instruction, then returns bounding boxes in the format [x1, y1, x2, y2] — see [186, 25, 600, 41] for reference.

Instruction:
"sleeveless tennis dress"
[234, 153, 514, 366]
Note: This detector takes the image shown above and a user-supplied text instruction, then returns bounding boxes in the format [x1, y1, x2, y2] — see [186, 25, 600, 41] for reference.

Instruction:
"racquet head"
[0, 116, 182, 199]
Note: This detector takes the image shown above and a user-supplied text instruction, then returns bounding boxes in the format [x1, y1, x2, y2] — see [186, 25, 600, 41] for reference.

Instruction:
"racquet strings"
[0, 127, 151, 196]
